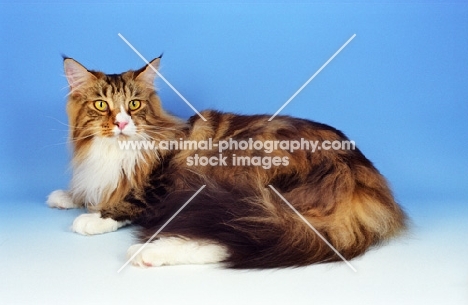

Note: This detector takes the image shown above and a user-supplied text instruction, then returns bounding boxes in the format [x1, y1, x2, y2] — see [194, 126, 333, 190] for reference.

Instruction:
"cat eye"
[129, 100, 141, 111]
[94, 100, 108, 112]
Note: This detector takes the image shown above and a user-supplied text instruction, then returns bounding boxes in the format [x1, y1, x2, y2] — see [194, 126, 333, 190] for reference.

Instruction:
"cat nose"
[116, 121, 128, 130]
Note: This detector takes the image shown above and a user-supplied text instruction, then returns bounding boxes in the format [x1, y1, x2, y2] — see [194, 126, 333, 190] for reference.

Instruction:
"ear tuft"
[63, 58, 96, 90]
[135, 57, 161, 85]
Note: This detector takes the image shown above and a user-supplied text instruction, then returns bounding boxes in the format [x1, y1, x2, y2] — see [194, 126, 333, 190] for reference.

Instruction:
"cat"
[47, 56, 406, 268]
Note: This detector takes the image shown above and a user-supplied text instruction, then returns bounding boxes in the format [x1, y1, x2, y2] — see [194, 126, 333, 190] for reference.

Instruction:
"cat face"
[64, 57, 164, 146]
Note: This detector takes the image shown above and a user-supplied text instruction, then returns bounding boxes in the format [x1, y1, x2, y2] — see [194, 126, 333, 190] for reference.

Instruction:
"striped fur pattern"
[52, 57, 407, 268]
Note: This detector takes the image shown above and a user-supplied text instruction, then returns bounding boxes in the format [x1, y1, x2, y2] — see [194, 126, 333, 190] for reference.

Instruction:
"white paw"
[126, 237, 229, 268]
[72, 213, 130, 236]
[47, 190, 81, 209]
[127, 243, 164, 267]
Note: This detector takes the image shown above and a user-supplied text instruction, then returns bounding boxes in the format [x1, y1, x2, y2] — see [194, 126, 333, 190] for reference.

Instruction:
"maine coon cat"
[47, 56, 406, 268]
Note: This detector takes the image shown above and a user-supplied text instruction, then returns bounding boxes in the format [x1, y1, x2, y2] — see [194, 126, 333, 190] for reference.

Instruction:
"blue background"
[1, 1, 467, 208]
[0, 1, 467, 304]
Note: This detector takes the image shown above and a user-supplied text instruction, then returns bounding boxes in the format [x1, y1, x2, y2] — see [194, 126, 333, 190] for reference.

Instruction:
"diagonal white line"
[118, 33, 207, 121]
[117, 185, 206, 273]
[268, 184, 357, 272]
[268, 34, 356, 121]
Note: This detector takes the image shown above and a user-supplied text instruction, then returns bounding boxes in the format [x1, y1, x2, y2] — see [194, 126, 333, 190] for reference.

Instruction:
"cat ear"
[135, 56, 161, 85]
[63, 58, 96, 90]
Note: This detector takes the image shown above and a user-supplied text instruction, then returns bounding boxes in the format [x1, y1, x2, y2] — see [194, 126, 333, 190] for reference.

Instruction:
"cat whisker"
[45, 116, 90, 130]
[40, 131, 104, 151]
[67, 131, 103, 143]
[137, 124, 181, 131]
[45, 116, 73, 128]
[38, 138, 73, 151]
[137, 130, 167, 139]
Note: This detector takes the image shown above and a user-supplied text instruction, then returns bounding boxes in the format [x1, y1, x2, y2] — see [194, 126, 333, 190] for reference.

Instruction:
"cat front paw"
[47, 190, 81, 209]
[72, 213, 130, 235]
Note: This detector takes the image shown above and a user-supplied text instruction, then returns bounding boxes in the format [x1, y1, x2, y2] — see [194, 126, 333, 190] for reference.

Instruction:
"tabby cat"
[47, 56, 406, 268]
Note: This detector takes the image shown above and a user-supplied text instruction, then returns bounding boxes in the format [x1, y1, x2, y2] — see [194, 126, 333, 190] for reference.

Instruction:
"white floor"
[0, 201, 466, 305]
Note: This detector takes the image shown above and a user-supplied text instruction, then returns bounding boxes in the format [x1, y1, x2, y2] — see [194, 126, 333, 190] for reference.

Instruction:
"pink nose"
[117, 121, 128, 130]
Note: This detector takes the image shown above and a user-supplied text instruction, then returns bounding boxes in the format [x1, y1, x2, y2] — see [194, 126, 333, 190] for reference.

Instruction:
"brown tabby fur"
[63, 56, 406, 268]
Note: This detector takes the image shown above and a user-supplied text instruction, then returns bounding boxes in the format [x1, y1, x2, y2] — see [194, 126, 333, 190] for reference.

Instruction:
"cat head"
[64, 57, 187, 206]
[63, 56, 184, 150]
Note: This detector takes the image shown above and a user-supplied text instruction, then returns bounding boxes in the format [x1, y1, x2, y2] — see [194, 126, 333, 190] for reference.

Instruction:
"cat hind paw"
[127, 243, 165, 267]
[126, 237, 229, 268]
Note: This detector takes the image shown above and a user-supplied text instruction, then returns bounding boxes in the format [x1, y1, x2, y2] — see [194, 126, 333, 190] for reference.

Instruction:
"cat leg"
[47, 189, 81, 209]
[72, 213, 131, 235]
[127, 237, 229, 267]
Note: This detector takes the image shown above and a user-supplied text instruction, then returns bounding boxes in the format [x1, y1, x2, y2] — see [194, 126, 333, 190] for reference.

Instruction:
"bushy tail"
[135, 168, 406, 269]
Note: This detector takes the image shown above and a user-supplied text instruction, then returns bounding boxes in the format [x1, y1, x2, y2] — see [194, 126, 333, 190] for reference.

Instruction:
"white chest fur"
[70, 137, 143, 206]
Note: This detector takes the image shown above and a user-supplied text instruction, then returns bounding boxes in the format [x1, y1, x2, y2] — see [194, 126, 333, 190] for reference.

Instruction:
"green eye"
[129, 100, 141, 111]
[94, 100, 108, 112]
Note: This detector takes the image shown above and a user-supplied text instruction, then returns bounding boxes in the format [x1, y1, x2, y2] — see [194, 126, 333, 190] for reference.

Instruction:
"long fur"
[58, 57, 407, 269]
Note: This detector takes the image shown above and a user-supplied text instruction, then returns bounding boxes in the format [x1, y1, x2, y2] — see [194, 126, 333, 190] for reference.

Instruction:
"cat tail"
[135, 174, 405, 269]
[135, 185, 325, 268]
[138, 160, 406, 268]
[278, 159, 408, 269]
